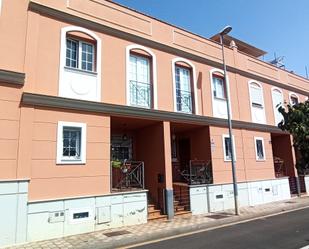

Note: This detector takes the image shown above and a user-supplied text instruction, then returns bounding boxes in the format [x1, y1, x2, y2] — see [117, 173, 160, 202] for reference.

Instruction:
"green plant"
[278, 100, 309, 174]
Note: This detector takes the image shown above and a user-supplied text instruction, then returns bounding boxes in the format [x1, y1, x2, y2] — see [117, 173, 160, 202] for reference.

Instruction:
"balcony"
[176, 89, 192, 113]
[129, 80, 152, 108]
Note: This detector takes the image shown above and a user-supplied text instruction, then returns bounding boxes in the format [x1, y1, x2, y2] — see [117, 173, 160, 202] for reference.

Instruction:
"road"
[130, 207, 309, 249]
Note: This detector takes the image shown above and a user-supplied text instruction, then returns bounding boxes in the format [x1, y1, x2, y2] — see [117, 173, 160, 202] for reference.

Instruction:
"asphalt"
[130, 207, 309, 249]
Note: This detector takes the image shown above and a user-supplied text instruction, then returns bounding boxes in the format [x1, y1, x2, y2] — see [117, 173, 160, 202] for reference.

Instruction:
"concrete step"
[148, 209, 162, 219]
[147, 214, 168, 221]
[174, 205, 185, 212]
[147, 204, 156, 212]
[174, 210, 191, 217]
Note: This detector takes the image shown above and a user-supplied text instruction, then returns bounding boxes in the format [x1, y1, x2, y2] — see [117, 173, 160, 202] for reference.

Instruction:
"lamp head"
[219, 26, 232, 36]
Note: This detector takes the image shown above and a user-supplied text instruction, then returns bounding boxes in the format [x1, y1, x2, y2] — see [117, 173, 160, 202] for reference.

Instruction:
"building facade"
[1, 0, 309, 246]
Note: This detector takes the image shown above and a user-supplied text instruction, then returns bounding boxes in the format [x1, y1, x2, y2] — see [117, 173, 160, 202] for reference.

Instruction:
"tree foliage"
[278, 100, 309, 174]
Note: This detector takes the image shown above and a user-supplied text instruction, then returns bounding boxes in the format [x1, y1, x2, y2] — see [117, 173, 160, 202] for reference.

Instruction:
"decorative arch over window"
[248, 80, 266, 124]
[210, 68, 230, 119]
[59, 26, 102, 102]
[172, 57, 198, 114]
[289, 92, 299, 106]
[126, 44, 157, 109]
[271, 87, 283, 125]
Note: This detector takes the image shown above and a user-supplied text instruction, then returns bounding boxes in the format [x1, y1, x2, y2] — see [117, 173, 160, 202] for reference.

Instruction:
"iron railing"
[180, 160, 213, 185]
[111, 160, 145, 190]
[130, 80, 152, 108]
[176, 89, 192, 113]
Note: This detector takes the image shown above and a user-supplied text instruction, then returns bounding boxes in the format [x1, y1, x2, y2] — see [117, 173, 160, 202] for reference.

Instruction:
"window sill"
[64, 66, 97, 76]
[214, 97, 227, 101]
[256, 159, 266, 162]
[57, 159, 86, 165]
[176, 110, 194, 115]
[129, 104, 152, 109]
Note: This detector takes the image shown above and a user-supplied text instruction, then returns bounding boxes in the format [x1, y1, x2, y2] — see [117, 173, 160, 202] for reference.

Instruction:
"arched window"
[59, 26, 101, 102]
[210, 69, 229, 118]
[172, 58, 198, 114]
[126, 44, 157, 109]
[249, 81, 266, 124]
[271, 87, 283, 125]
[289, 92, 299, 106]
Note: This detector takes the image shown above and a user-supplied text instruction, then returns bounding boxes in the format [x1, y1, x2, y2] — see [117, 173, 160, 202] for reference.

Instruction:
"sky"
[113, 0, 309, 78]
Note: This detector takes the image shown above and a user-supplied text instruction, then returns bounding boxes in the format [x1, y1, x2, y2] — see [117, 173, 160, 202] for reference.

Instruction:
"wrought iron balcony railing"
[176, 89, 193, 113]
[129, 80, 152, 108]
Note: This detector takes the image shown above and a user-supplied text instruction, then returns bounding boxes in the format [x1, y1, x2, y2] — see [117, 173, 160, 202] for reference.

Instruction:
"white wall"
[189, 178, 290, 214]
[27, 191, 147, 242]
[0, 180, 28, 248]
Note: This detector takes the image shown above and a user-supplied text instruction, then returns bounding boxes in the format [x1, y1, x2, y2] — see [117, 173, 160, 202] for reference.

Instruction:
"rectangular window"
[254, 137, 265, 161]
[222, 135, 236, 161]
[81, 42, 94, 71]
[212, 76, 226, 100]
[290, 96, 299, 105]
[175, 66, 192, 113]
[65, 38, 95, 72]
[250, 86, 263, 107]
[57, 121, 86, 164]
[66, 39, 78, 68]
[129, 54, 151, 108]
[63, 127, 81, 159]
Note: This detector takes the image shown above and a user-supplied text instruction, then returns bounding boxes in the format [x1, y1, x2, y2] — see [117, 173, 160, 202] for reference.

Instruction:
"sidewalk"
[7, 196, 309, 249]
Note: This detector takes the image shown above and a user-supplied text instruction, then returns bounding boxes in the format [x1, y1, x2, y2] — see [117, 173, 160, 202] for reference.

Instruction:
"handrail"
[112, 160, 145, 190]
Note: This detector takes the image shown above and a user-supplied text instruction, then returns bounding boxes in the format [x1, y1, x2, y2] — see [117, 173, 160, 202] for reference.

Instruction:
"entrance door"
[178, 138, 191, 171]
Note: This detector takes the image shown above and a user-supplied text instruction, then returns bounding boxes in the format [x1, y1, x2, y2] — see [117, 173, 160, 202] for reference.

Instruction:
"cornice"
[22, 92, 285, 134]
[0, 69, 25, 86]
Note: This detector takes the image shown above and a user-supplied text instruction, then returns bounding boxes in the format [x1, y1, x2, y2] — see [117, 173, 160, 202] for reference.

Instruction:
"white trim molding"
[222, 134, 236, 162]
[271, 87, 283, 125]
[171, 57, 198, 114]
[289, 92, 299, 105]
[126, 44, 158, 109]
[254, 136, 266, 161]
[248, 80, 266, 124]
[209, 68, 231, 119]
[56, 121, 87, 165]
[59, 26, 102, 102]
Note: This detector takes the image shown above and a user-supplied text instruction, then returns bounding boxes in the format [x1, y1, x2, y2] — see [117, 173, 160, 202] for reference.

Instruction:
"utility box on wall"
[96, 206, 111, 224]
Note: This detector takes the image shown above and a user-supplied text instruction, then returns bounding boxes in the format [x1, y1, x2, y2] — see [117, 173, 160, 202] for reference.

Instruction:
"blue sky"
[113, 0, 309, 78]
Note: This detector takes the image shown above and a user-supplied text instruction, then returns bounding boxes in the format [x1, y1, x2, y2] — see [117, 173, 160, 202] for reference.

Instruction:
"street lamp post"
[219, 26, 239, 215]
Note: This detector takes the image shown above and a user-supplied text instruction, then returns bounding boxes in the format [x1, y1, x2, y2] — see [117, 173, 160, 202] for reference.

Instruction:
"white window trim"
[59, 26, 102, 102]
[271, 87, 283, 125]
[126, 44, 158, 109]
[289, 92, 299, 105]
[57, 121, 87, 165]
[254, 136, 266, 161]
[222, 134, 236, 162]
[209, 68, 232, 118]
[248, 80, 266, 124]
[172, 57, 199, 114]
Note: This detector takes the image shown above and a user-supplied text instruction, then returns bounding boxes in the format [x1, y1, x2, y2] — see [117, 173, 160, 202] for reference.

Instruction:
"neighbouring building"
[1, 0, 309, 247]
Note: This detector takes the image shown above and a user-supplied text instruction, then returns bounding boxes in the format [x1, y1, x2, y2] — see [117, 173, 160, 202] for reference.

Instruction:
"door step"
[174, 210, 191, 217]
[147, 200, 167, 221]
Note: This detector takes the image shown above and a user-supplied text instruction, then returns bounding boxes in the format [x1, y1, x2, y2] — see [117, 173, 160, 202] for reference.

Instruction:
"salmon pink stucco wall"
[20, 3, 309, 126]
[26, 108, 111, 201]
[0, 84, 22, 179]
[210, 127, 275, 184]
